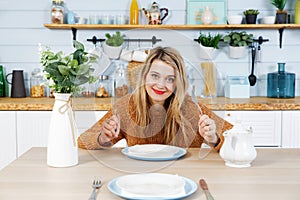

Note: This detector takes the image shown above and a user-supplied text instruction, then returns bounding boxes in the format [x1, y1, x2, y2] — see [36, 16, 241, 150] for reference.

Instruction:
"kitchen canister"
[267, 63, 295, 98]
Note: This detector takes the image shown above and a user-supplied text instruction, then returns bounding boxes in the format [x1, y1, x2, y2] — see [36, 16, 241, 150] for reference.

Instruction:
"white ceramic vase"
[47, 93, 78, 167]
[103, 43, 123, 59]
[199, 43, 216, 60]
[229, 46, 246, 59]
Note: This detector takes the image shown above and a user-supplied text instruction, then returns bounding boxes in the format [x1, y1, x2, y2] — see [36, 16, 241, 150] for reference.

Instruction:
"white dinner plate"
[107, 173, 198, 200]
[121, 144, 187, 161]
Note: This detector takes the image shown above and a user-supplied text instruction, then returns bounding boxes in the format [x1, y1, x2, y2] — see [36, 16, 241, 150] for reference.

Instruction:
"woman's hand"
[98, 115, 120, 145]
[198, 114, 218, 145]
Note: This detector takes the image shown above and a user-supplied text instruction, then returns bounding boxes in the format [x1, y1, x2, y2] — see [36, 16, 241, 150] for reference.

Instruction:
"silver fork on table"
[89, 178, 102, 200]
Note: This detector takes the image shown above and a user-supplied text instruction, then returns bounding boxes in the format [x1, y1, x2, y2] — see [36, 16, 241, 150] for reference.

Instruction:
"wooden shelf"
[44, 23, 300, 30]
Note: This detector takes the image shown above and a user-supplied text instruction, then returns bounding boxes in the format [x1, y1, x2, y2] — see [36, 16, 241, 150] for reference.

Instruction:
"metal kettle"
[142, 2, 168, 25]
[6, 70, 26, 98]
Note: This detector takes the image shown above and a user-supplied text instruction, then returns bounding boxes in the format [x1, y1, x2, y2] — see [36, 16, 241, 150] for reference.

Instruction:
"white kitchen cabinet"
[16, 111, 51, 157]
[214, 111, 282, 147]
[0, 111, 17, 170]
[282, 111, 300, 148]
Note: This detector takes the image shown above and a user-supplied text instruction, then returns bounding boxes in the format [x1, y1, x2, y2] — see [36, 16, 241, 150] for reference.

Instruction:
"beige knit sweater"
[78, 94, 233, 150]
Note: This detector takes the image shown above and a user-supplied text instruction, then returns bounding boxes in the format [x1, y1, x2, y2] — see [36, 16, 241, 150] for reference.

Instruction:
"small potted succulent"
[243, 9, 260, 24]
[223, 31, 254, 58]
[103, 31, 126, 59]
[198, 32, 222, 60]
[271, 0, 288, 24]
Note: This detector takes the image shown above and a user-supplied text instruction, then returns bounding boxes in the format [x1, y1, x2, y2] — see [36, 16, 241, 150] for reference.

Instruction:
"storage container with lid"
[96, 75, 111, 98]
[51, 0, 64, 24]
[30, 68, 45, 98]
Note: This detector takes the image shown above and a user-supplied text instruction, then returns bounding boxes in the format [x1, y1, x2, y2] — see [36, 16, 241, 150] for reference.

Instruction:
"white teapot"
[220, 122, 257, 168]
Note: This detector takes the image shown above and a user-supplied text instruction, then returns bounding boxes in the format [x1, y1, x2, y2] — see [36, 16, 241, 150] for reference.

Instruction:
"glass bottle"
[30, 68, 45, 98]
[267, 63, 295, 98]
[295, 0, 300, 24]
[0, 65, 5, 97]
[130, 0, 139, 25]
[96, 75, 111, 98]
[112, 63, 129, 97]
[51, 0, 64, 24]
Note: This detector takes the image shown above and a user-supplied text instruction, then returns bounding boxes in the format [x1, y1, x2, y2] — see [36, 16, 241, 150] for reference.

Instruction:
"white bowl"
[227, 15, 243, 24]
[263, 16, 275, 24]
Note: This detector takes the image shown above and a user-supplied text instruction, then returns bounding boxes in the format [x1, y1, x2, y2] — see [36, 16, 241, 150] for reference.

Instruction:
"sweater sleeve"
[199, 103, 233, 151]
[77, 110, 113, 150]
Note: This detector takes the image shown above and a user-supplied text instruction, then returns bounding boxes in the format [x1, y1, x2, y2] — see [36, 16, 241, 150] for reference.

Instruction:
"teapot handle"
[160, 8, 169, 22]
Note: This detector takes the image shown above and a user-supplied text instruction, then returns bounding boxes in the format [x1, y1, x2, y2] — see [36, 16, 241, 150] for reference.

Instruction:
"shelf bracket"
[278, 28, 284, 49]
[71, 27, 77, 47]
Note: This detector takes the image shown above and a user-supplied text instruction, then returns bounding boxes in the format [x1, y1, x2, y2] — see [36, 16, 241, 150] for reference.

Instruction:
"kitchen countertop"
[0, 147, 299, 200]
[0, 96, 300, 111]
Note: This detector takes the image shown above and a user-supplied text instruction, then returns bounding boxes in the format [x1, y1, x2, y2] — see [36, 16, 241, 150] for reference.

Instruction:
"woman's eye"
[151, 74, 159, 79]
[166, 77, 175, 83]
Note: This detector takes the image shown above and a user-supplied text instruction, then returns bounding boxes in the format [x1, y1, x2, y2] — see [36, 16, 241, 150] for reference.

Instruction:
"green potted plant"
[103, 31, 126, 59]
[271, 0, 287, 24]
[243, 9, 260, 24]
[40, 40, 97, 167]
[198, 32, 222, 59]
[223, 31, 254, 58]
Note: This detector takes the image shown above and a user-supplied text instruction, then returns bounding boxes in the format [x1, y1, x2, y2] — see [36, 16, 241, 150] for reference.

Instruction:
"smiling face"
[145, 59, 176, 105]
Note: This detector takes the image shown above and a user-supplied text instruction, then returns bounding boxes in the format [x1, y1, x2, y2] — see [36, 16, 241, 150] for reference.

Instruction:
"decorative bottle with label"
[51, 0, 64, 24]
[130, 0, 139, 25]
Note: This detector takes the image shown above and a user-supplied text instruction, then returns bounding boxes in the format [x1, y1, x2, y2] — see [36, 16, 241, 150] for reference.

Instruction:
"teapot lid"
[227, 121, 250, 134]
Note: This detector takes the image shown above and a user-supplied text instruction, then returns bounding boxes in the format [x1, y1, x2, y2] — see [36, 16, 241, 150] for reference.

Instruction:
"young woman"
[78, 46, 232, 150]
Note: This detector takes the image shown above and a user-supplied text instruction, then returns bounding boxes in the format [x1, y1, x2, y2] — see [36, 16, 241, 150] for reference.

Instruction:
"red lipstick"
[152, 88, 165, 95]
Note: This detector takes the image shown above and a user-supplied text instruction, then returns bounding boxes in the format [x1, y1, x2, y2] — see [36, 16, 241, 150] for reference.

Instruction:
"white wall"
[0, 0, 299, 97]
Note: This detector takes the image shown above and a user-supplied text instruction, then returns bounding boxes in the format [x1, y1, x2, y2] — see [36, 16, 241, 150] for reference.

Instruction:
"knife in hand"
[199, 179, 214, 200]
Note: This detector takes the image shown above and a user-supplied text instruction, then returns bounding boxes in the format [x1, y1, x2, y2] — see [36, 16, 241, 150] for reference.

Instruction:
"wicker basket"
[126, 61, 144, 91]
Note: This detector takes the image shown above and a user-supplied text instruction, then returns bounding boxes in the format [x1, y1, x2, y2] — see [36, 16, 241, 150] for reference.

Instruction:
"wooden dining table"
[0, 147, 299, 200]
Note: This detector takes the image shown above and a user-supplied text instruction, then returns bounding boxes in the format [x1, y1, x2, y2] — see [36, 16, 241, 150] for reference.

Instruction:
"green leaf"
[76, 64, 90, 75]
[73, 40, 84, 51]
[57, 65, 70, 76]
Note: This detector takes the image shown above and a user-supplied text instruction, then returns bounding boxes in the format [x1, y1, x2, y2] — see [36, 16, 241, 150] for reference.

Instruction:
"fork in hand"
[89, 178, 102, 200]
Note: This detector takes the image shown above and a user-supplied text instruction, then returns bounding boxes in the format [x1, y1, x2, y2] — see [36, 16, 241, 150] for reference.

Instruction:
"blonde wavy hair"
[133, 46, 190, 145]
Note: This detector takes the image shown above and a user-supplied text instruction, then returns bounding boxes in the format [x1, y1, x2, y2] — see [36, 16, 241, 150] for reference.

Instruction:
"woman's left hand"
[198, 114, 218, 145]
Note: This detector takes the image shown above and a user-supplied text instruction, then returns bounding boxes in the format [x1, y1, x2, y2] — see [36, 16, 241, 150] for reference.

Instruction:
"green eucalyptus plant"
[105, 31, 126, 47]
[243, 9, 260, 15]
[40, 40, 97, 94]
[198, 32, 223, 49]
[223, 31, 254, 47]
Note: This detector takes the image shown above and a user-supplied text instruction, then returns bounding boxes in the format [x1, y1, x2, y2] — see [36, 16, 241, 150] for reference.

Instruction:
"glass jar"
[30, 68, 45, 98]
[51, 0, 64, 24]
[112, 63, 129, 97]
[267, 63, 295, 98]
[96, 75, 111, 98]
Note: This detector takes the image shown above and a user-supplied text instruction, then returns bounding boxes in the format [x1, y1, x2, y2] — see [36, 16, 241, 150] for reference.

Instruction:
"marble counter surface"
[1, 96, 300, 111]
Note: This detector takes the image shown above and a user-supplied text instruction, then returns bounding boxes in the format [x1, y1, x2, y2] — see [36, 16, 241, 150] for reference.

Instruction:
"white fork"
[89, 178, 102, 200]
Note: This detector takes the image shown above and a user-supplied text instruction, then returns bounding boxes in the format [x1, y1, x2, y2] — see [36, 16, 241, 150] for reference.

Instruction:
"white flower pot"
[199, 43, 216, 60]
[229, 46, 246, 59]
[47, 93, 78, 167]
[103, 43, 123, 59]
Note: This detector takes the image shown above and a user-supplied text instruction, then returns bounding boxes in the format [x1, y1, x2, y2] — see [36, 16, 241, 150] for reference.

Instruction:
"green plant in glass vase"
[40, 40, 97, 95]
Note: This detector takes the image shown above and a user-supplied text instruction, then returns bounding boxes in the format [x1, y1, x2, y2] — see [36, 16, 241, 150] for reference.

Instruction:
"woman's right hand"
[98, 115, 120, 145]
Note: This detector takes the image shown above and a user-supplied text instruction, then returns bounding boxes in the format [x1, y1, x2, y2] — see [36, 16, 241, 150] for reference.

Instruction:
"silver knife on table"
[199, 179, 214, 200]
